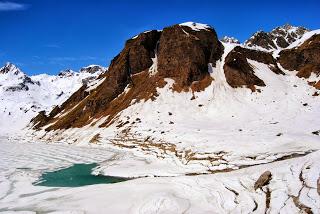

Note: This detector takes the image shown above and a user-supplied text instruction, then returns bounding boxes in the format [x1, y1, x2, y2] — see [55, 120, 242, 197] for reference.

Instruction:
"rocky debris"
[221, 36, 240, 44]
[279, 34, 320, 78]
[224, 47, 266, 89]
[245, 24, 309, 50]
[254, 171, 272, 190]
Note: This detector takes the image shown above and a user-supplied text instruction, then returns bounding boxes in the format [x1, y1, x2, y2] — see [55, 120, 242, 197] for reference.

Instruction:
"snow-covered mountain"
[27, 22, 320, 176]
[1, 22, 319, 213]
[244, 24, 310, 51]
[0, 62, 106, 134]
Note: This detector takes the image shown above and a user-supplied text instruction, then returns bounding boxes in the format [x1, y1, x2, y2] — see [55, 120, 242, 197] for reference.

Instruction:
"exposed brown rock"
[49, 105, 61, 118]
[33, 30, 161, 130]
[125, 30, 161, 74]
[314, 80, 320, 89]
[254, 171, 272, 190]
[157, 24, 223, 89]
[30, 111, 49, 129]
[279, 34, 320, 78]
[233, 46, 284, 74]
[224, 47, 266, 89]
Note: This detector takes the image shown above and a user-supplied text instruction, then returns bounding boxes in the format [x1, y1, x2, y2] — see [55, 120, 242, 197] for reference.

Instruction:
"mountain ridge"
[0, 62, 106, 134]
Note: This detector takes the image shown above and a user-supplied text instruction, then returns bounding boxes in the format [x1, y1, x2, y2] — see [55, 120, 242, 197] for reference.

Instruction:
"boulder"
[254, 171, 272, 190]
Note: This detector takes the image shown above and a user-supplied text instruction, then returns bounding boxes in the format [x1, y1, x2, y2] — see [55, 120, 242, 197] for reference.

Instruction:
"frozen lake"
[0, 139, 319, 213]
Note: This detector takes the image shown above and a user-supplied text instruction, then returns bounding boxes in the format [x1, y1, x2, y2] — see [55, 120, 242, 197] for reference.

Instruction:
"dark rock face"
[254, 171, 272, 190]
[224, 47, 266, 89]
[157, 24, 223, 88]
[233, 46, 284, 74]
[246, 31, 277, 50]
[279, 34, 320, 78]
[126, 30, 161, 74]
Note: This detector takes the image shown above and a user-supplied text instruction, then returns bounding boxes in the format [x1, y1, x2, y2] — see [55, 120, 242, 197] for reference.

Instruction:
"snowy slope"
[0, 63, 106, 134]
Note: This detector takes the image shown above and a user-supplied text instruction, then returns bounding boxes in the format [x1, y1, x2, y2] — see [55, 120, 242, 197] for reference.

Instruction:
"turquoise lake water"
[34, 163, 128, 187]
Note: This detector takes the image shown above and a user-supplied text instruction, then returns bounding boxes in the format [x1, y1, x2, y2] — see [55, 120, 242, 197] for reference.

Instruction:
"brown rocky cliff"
[279, 34, 320, 78]
[31, 23, 224, 130]
[223, 46, 284, 90]
[157, 24, 223, 89]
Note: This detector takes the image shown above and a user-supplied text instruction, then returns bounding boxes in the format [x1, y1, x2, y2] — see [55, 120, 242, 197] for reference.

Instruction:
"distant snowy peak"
[244, 24, 310, 51]
[0, 62, 23, 75]
[0, 63, 39, 92]
[221, 36, 240, 44]
[179, 22, 211, 31]
[79, 65, 107, 74]
[58, 65, 106, 77]
[58, 69, 76, 77]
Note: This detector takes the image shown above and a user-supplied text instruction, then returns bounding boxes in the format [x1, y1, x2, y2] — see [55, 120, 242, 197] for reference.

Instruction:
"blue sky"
[0, 0, 319, 75]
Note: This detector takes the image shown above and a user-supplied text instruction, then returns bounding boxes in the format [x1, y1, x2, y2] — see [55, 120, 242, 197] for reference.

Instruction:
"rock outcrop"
[224, 50, 265, 90]
[157, 23, 223, 89]
[279, 34, 320, 78]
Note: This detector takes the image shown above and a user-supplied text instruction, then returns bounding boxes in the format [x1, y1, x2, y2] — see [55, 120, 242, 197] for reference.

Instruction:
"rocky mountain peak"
[245, 24, 310, 50]
[0, 62, 23, 75]
[221, 36, 240, 44]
